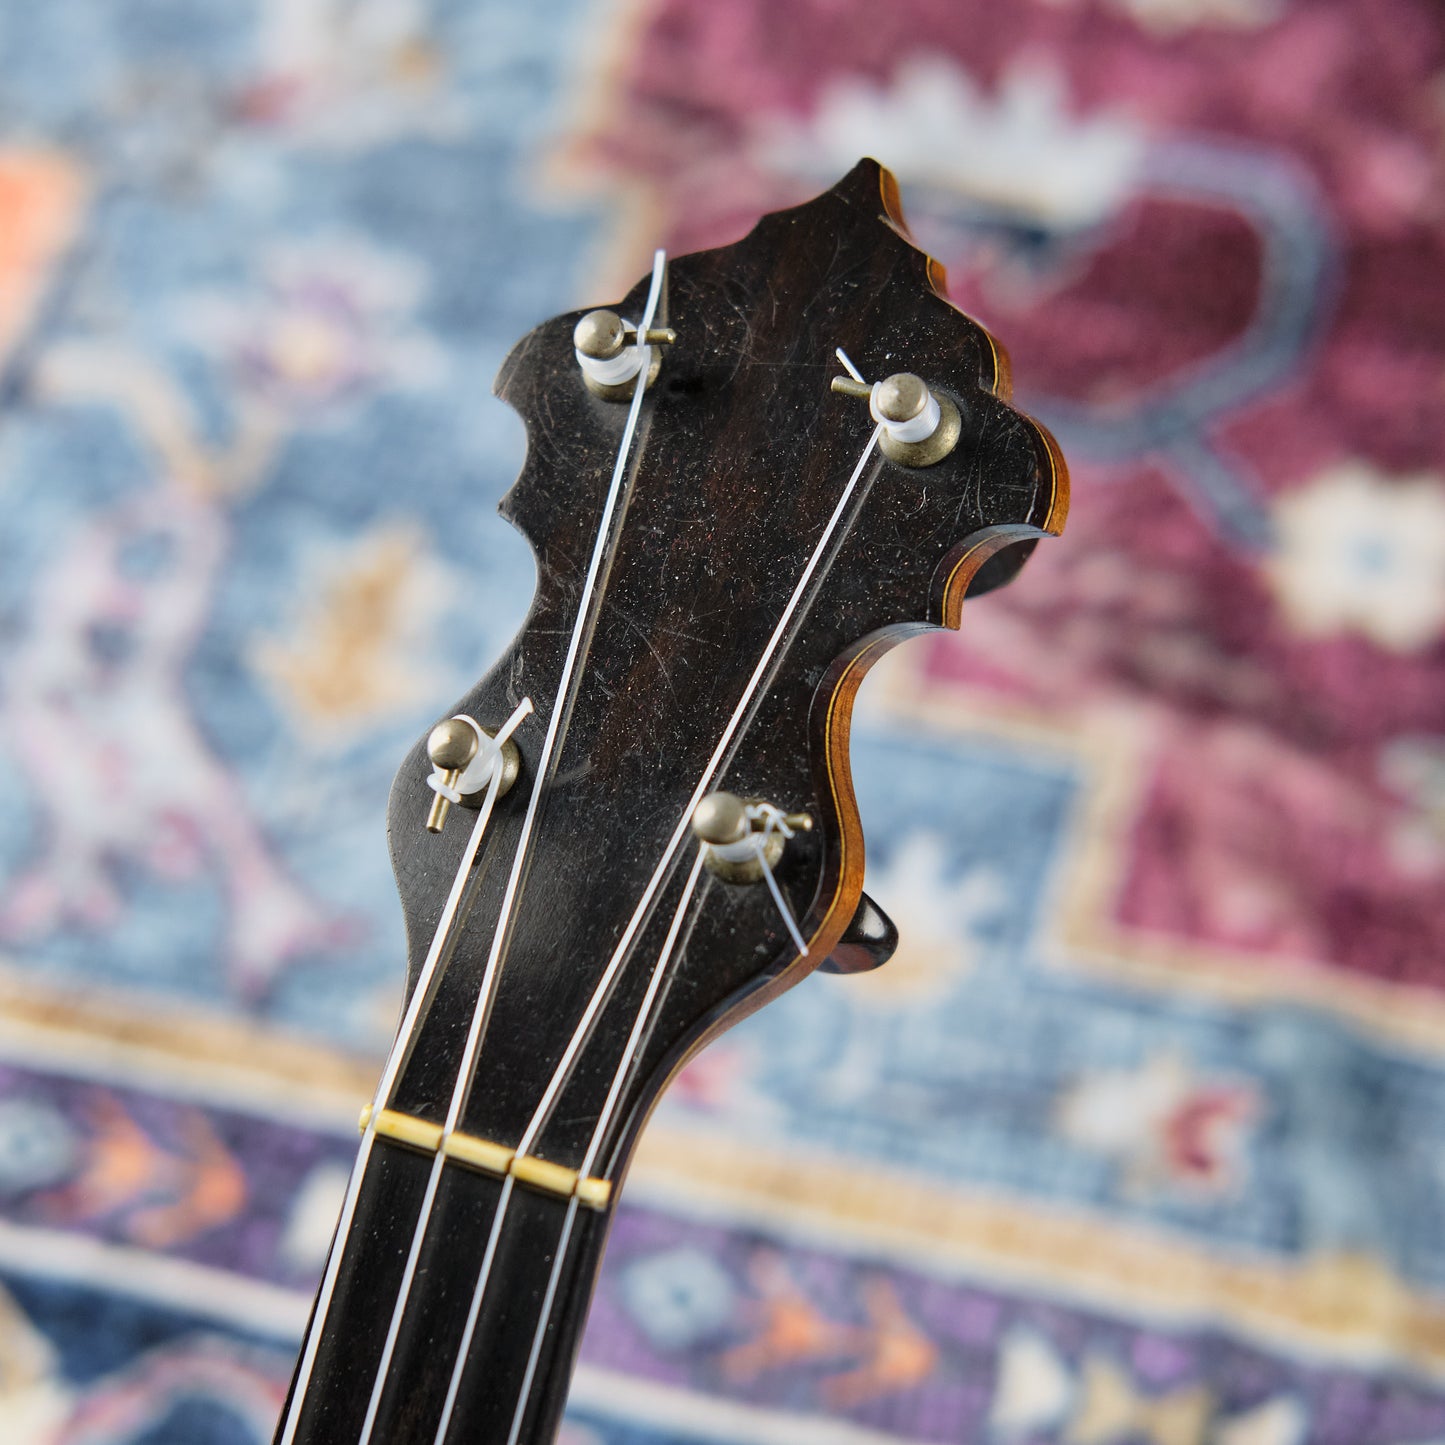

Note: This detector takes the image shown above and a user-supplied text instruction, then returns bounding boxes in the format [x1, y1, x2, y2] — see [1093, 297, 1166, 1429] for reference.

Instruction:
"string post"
[831, 367, 962, 467]
[574, 309, 625, 359]
[692, 797, 815, 956]
[425, 719, 478, 832]
[574, 307, 674, 401]
[873, 372, 931, 426]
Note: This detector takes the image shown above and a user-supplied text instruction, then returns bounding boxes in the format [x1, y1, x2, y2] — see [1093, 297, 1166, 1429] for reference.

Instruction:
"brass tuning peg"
[574, 308, 676, 400]
[830, 370, 962, 466]
[691, 791, 812, 883]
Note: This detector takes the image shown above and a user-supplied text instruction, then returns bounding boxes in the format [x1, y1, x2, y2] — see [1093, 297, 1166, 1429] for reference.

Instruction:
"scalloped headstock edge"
[483, 157, 1067, 1019]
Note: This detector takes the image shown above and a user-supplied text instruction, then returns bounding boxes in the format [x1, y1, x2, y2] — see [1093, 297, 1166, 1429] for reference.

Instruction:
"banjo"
[274, 157, 1067, 1445]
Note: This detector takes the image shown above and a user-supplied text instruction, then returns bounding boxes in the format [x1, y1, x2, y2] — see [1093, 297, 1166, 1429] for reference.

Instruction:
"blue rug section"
[0, 0, 601, 1039]
[701, 726, 1445, 1283]
[1, 1271, 286, 1391]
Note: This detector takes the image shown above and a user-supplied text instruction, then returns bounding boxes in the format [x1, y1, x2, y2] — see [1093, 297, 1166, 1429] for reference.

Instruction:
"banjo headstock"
[281, 157, 1068, 1445]
[382, 157, 1065, 1170]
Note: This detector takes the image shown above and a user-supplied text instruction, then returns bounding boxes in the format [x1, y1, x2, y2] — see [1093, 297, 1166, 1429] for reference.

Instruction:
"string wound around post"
[830, 366, 962, 466]
[692, 792, 814, 957]
[424, 715, 522, 834]
[574, 308, 677, 401]
[691, 791, 812, 884]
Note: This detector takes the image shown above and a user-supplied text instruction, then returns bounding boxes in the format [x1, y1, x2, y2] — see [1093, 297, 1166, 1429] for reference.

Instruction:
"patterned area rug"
[2, 0, 1444, 1441]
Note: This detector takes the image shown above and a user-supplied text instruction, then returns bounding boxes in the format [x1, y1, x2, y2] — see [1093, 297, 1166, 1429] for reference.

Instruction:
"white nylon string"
[579, 850, 710, 1179]
[430, 1168, 515, 1441]
[352, 251, 668, 1445]
[748, 804, 810, 957]
[356, 1131, 447, 1441]
[276, 694, 531, 1445]
[506, 1194, 580, 1445]
[431, 265, 670, 1440]
[432, 247, 670, 1150]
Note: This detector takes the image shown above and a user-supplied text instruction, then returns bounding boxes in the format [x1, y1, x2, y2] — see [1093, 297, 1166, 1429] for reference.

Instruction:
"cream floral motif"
[1378, 735, 1445, 876]
[1055, 1053, 1257, 1197]
[189, 238, 442, 418]
[819, 834, 1006, 1007]
[989, 1328, 1074, 1435]
[0, 489, 344, 997]
[806, 839, 1007, 1110]
[1266, 462, 1445, 652]
[989, 1327, 1306, 1444]
[758, 57, 1145, 232]
[251, 524, 450, 739]
[0, 1283, 69, 1444]
[249, 0, 463, 147]
[1213, 1396, 1310, 1445]
[556, 1428, 605, 1445]
[280, 1161, 352, 1271]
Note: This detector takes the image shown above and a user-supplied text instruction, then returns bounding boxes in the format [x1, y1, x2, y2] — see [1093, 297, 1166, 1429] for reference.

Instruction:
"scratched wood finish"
[277, 159, 1068, 1445]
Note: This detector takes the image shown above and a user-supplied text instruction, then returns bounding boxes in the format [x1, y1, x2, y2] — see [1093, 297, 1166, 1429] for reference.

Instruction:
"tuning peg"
[691, 791, 748, 847]
[574, 308, 676, 400]
[830, 369, 962, 466]
[819, 892, 898, 974]
[691, 791, 812, 883]
[424, 716, 522, 833]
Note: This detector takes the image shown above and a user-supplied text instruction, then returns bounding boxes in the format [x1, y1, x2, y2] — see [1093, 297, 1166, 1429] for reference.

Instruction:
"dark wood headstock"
[390, 156, 1064, 1128]
[278, 158, 1066, 1445]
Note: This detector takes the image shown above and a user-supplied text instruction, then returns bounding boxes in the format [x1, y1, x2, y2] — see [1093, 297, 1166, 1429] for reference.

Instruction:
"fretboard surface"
[281, 1142, 605, 1445]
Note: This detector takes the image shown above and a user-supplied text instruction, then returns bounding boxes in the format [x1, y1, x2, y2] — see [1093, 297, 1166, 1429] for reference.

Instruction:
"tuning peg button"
[423, 716, 522, 834]
[691, 791, 749, 847]
[820, 892, 898, 974]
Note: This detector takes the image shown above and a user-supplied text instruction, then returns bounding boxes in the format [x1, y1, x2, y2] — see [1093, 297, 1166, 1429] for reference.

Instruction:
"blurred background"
[1, 0, 1444, 1441]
